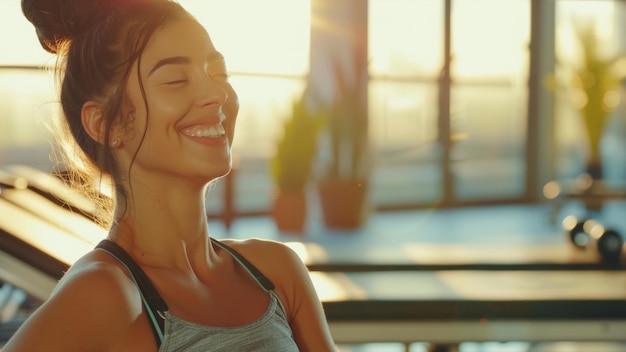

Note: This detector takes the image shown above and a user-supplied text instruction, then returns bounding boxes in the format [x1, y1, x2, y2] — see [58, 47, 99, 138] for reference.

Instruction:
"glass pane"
[0, 2, 55, 65]
[3, 0, 311, 73]
[180, 0, 310, 75]
[451, 0, 530, 80]
[368, 0, 444, 207]
[0, 69, 56, 171]
[369, 0, 443, 76]
[450, 0, 530, 201]
[229, 75, 307, 213]
[451, 84, 527, 199]
[369, 80, 442, 206]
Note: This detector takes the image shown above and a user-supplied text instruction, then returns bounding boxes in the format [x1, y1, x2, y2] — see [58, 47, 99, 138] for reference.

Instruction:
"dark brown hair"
[22, 0, 190, 227]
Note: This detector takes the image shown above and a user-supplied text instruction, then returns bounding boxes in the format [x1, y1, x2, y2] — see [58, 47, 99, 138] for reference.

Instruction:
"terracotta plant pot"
[271, 190, 307, 234]
[317, 180, 368, 230]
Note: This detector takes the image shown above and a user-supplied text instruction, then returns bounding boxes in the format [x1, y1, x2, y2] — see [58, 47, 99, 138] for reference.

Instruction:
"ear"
[81, 101, 107, 145]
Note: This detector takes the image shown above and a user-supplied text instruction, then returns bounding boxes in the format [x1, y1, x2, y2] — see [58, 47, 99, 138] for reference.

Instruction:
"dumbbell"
[562, 215, 624, 265]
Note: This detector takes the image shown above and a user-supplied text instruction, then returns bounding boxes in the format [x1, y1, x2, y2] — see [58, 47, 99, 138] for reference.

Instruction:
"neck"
[108, 177, 215, 273]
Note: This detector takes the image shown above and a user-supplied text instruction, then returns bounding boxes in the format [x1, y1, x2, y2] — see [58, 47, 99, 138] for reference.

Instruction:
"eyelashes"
[164, 79, 188, 86]
[158, 63, 229, 87]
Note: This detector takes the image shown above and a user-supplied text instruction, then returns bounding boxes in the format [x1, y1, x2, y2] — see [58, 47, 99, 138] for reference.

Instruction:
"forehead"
[140, 18, 218, 69]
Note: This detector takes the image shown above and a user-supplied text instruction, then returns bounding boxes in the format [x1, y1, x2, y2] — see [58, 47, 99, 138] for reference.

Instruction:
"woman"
[5, 0, 336, 350]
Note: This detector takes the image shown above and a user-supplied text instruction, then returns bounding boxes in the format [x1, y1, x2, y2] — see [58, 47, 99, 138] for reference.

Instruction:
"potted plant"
[551, 21, 626, 180]
[316, 60, 372, 230]
[270, 91, 325, 234]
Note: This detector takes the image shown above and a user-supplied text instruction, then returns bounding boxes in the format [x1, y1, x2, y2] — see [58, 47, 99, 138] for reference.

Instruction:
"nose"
[194, 74, 228, 108]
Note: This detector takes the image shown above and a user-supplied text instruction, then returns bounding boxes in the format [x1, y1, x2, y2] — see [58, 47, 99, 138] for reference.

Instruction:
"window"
[368, 0, 444, 206]
[368, 0, 530, 207]
[450, 0, 530, 200]
[3, 0, 625, 220]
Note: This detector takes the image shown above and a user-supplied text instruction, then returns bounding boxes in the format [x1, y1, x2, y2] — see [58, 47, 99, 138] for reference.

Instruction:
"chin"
[204, 162, 233, 182]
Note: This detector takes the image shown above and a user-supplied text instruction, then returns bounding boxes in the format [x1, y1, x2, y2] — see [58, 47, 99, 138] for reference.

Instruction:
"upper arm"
[2, 260, 142, 352]
[279, 244, 336, 351]
[239, 239, 336, 352]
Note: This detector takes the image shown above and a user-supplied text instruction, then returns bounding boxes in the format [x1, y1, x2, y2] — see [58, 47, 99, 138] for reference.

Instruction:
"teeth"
[183, 124, 225, 138]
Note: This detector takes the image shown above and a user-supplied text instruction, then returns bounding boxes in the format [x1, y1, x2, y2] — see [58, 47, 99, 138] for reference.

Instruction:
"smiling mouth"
[182, 124, 226, 138]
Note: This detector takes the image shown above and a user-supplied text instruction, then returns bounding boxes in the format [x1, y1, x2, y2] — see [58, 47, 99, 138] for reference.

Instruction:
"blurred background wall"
[1, 0, 625, 219]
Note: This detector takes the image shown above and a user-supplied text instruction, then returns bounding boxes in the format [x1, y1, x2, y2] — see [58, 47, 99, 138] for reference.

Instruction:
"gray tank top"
[96, 239, 299, 351]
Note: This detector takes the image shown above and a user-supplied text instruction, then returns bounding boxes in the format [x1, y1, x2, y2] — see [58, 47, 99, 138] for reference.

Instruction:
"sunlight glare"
[0, 2, 55, 66]
[284, 242, 329, 265]
[369, 0, 442, 76]
[0, 201, 94, 265]
[309, 272, 367, 302]
[180, 0, 310, 75]
[452, 0, 529, 79]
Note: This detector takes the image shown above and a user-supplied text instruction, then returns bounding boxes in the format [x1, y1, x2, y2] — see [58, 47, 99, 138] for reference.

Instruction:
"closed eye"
[164, 79, 188, 86]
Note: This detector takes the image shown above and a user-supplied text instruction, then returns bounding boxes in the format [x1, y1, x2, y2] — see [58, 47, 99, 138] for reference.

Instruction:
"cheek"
[149, 91, 187, 115]
[138, 89, 189, 138]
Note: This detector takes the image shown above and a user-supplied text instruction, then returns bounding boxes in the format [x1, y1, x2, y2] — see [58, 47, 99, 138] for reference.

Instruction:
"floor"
[335, 342, 626, 352]
[210, 199, 626, 248]
[210, 201, 626, 352]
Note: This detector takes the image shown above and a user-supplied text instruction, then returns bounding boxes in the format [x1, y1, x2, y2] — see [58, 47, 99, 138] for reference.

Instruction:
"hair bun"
[21, 0, 115, 54]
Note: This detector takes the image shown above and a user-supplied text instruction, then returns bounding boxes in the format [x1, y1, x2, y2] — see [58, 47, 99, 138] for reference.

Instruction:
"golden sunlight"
[0, 200, 93, 265]
[308, 272, 367, 302]
[2, 0, 311, 75]
[284, 242, 329, 265]
[0, 2, 55, 66]
[180, 0, 310, 76]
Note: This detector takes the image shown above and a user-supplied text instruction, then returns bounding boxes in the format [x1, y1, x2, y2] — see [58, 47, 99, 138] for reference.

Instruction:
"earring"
[111, 139, 120, 147]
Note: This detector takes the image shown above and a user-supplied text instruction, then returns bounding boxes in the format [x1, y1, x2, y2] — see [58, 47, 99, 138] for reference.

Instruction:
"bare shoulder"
[43, 249, 140, 312]
[60, 249, 138, 293]
[216, 238, 335, 350]
[218, 237, 304, 273]
[217, 238, 309, 295]
[3, 249, 144, 351]
[216, 238, 310, 306]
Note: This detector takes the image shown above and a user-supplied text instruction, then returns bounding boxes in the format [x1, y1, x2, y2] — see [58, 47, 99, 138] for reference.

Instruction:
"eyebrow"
[147, 56, 191, 77]
[147, 53, 226, 77]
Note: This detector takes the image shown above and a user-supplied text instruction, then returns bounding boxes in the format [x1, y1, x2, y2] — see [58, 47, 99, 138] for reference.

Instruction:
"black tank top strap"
[95, 239, 167, 347]
[210, 238, 275, 291]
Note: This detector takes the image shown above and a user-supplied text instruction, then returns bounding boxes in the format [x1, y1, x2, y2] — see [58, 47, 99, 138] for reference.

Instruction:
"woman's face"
[118, 17, 239, 185]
